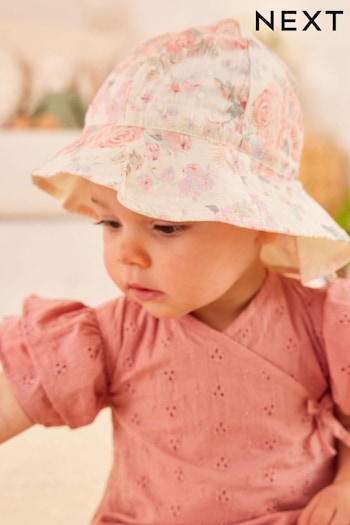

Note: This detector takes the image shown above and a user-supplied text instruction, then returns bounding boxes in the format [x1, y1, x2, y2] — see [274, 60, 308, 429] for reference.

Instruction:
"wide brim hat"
[31, 19, 350, 283]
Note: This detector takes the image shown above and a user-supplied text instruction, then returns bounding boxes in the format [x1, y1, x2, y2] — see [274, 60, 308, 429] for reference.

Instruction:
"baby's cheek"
[103, 251, 120, 284]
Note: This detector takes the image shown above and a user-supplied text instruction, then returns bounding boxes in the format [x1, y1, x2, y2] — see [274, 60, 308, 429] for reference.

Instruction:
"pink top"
[1, 272, 350, 525]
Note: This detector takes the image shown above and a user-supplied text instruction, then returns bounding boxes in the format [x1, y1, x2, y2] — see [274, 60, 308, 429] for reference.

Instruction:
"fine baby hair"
[31, 18, 350, 283]
[3, 17, 350, 525]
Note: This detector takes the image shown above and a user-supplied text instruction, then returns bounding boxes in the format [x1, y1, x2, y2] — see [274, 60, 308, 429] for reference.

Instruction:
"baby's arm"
[298, 410, 350, 525]
[0, 372, 33, 443]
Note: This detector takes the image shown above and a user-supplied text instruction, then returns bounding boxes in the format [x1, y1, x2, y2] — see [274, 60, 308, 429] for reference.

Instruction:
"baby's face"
[90, 183, 272, 330]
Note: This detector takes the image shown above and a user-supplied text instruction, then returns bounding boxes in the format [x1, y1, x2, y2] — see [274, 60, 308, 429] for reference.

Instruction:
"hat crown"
[86, 19, 303, 181]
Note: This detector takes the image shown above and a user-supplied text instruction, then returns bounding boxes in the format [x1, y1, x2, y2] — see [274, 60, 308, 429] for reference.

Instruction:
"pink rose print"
[170, 82, 181, 93]
[179, 163, 213, 200]
[58, 124, 141, 156]
[85, 126, 143, 148]
[86, 79, 133, 125]
[140, 34, 170, 59]
[145, 143, 160, 160]
[214, 35, 249, 51]
[206, 20, 247, 51]
[257, 165, 278, 180]
[183, 77, 201, 92]
[136, 172, 153, 190]
[213, 19, 241, 37]
[140, 92, 153, 103]
[165, 31, 196, 54]
[252, 87, 285, 147]
[105, 100, 122, 121]
[105, 80, 133, 120]
[160, 167, 176, 183]
[162, 131, 192, 152]
[234, 86, 249, 110]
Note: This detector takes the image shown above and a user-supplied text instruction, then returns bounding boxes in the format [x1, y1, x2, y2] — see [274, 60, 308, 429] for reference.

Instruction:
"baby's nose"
[116, 237, 151, 267]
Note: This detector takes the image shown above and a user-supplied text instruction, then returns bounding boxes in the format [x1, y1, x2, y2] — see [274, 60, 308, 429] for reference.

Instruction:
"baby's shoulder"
[276, 273, 350, 326]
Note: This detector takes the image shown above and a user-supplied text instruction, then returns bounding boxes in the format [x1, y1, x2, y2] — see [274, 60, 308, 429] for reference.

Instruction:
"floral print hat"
[32, 19, 350, 283]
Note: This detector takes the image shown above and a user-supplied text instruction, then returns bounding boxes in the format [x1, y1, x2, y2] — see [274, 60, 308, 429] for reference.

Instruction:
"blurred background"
[0, 0, 349, 523]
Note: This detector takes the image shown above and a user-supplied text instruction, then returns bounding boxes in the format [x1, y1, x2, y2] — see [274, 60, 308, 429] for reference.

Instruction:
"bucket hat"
[31, 19, 350, 283]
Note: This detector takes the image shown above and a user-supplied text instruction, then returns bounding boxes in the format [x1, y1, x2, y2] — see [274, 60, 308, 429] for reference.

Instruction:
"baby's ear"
[256, 231, 279, 246]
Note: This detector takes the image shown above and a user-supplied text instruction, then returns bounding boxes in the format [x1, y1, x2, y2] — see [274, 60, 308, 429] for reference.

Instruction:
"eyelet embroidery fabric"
[1, 272, 350, 524]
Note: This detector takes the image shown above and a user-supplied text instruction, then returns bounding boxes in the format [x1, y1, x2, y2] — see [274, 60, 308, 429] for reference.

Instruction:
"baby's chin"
[127, 295, 190, 321]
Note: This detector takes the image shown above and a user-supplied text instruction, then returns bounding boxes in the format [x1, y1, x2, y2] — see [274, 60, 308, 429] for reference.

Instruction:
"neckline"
[178, 270, 278, 337]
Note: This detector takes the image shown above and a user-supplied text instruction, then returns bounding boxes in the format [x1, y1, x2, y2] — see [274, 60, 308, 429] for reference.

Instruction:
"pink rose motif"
[162, 131, 192, 152]
[105, 100, 122, 121]
[160, 167, 176, 183]
[165, 31, 196, 53]
[205, 20, 248, 50]
[213, 19, 241, 37]
[183, 77, 201, 92]
[234, 86, 249, 110]
[113, 79, 133, 107]
[139, 34, 170, 60]
[136, 172, 153, 190]
[140, 92, 153, 103]
[179, 163, 213, 200]
[257, 165, 278, 180]
[85, 126, 143, 148]
[170, 82, 181, 93]
[145, 142, 160, 160]
[215, 35, 249, 51]
[252, 87, 285, 147]
[87, 79, 132, 125]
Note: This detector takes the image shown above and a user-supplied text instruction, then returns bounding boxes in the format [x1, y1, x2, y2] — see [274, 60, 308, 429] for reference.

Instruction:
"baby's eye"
[154, 224, 186, 235]
[95, 220, 121, 230]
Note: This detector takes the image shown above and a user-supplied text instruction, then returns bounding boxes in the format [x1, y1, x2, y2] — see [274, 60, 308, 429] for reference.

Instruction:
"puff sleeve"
[323, 278, 350, 417]
[0, 296, 110, 428]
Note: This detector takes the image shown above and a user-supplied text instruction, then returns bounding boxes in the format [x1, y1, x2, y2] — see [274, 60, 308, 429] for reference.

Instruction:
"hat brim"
[32, 125, 350, 283]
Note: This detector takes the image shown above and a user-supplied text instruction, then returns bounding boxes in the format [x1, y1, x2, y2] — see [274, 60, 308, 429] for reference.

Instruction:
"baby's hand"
[298, 481, 350, 525]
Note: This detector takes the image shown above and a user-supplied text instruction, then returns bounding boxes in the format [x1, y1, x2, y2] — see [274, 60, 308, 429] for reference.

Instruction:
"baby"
[2, 18, 350, 525]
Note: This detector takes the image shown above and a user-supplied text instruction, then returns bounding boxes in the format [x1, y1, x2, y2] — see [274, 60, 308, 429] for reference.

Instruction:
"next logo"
[256, 10, 344, 31]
